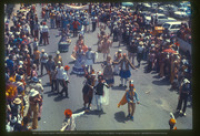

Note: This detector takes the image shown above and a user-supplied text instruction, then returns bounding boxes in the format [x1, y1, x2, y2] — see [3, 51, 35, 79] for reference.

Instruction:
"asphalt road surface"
[30, 4, 192, 131]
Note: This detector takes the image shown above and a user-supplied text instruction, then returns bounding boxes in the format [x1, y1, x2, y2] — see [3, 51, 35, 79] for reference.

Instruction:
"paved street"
[28, 4, 193, 131]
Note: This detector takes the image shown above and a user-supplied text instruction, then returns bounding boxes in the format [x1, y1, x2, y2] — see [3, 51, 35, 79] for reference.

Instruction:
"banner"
[65, 4, 89, 10]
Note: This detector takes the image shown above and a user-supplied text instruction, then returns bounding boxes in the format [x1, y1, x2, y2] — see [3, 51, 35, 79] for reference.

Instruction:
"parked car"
[173, 11, 189, 19]
[155, 13, 176, 25]
[162, 21, 182, 34]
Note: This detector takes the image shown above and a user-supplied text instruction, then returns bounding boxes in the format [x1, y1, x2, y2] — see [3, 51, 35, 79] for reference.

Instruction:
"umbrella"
[163, 48, 178, 54]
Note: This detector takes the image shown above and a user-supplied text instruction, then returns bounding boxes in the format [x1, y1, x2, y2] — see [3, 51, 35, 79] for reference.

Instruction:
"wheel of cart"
[58, 40, 71, 52]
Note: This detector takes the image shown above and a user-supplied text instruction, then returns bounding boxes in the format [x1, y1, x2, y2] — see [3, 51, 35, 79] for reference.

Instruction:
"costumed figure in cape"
[117, 80, 140, 121]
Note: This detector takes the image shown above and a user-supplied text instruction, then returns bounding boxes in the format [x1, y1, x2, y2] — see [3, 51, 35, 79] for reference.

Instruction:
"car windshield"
[162, 23, 170, 29]
[158, 16, 167, 19]
[171, 24, 181, 29]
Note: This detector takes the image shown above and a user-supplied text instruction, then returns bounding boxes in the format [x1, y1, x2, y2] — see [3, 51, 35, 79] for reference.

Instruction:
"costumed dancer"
[113, 49, 122, 75]
[102, 55, 114, 87]
[100, 35, 112, 61]
[93, 71, 109, 112]
[60, 109, 85, 131]
[85, 47, 94, 73]
[117, 80, 140, 121]
[82, 69, 96, 111]
[113, 53, 137, 87]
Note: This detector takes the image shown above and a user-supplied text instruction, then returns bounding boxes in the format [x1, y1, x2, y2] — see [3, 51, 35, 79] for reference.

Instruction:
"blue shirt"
[126, 90, 139, 103]
[6, 59, 14, 71]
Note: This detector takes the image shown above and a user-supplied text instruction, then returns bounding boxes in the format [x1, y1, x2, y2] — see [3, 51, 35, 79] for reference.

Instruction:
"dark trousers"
[39, 32, 42, 44]
[60, 80, 69, 96]
[92, 22, 96, 31]
[177, 93, 188, 113]
[41, 62, 47, 75]
[56, 79, 63, 93]
[137, 53, 143, 65]
[51, 79, 57, 91]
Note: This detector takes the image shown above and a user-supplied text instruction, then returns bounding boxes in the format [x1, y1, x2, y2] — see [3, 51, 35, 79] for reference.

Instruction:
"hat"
[64, 65, 70, 71]
[56, 51, 60, 54]
[41, 49, 45, 52]
[64, 109, 72, 117]
[58, 61, 61, 64]
[169, 118, 176, 125]
[118, 49, 122, 53]
[15, 32, 20, 35]
[30, 89, 39, 97]
[32, 77, 39, 82]
[98, 71, 102, 75]
[139, 41, 143, 45]
[183, 78, 190, 84]
[13, 98, 22, 105]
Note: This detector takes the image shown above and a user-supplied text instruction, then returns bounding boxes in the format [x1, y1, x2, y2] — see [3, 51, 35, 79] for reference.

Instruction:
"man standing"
[128, 40, 138, 66]
[126, 80, 139, 121]
[40, 49, 48, 76]
[91, 15, 98, 32]
[54, 51, 63, 66]
[100, 35, 112, 61]
[176, 78, 191, 116]
[54, 61, 65, 93]
[137, 41, 144, 68]
[27, 89, 42, 129]
[59, 65, 70, 98]
[46, 55, 55, 85]
[41, 22, 49, 45]
[113, 49, 122, 75]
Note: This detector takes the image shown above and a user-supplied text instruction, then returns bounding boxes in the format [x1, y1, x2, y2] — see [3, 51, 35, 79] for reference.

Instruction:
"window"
[171, 24, 181, 29]
[162, 24, 170, 29]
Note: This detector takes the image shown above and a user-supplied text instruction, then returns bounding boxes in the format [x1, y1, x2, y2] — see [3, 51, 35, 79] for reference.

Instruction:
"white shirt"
[29, 83, 44, 95]
[62, 71, 69, 81]
[56, 66, 65, 79]
[41, 25, 49, 33]
[40, 53, 48, 63]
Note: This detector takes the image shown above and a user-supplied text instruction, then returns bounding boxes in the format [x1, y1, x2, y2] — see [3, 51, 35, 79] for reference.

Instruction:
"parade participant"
[117, 80, 139, 121]
[29, 77, 44, 97]
[102, 55, 114, 87]
[54, 61, 65, 93]
[82, 70, 96, 111]
[113, 53, 136, 87]
[59, 65, 70, 98]
[50, 10, 56, 29]
[147, 47, 157, 72]
[169, 113, 177, 130]
[41, 22, 49, 45]
[10, 97, 22, 120]
[97, 29, 105, 51]
[100, 35, 112, 61]
[46, 55, 55, 85]
[137, 41, 144, 68]
[56, 11, 61, 28]
[60, 109, 85, 131]
[128, 40, 138, 66]
[32, 38, 39, 49]
[33, 19, 40, 39]
[91, 15, 98, 32]
[113, 49, 122, 75]
[6, 55, 14, 75]
[93, 71, 109, 112]
[33, 46, 40, 70]
[54, 51, 63, 66]
[85, 47, 94, 73]
[72, 18, 81, 32]
[176, 78, 191, 116]
[40, 49, 48, 76]
[72, 47, 86, 75]
[27, 89, 42, 129]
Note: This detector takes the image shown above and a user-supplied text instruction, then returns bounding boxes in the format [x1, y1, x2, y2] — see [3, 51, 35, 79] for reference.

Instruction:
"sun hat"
[56, 51, 60, 54]
[64, 109, 72, 118]
[13, 98, 22, 105]
[183, 78, 190, 84]
[118, 49, 122, 53]
[30, 89, 39, 97]
[58, 61, 61, 64]
[32, 77, 39, 82]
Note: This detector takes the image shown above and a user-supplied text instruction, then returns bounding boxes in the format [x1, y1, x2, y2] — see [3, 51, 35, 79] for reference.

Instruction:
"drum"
[58, 41, 70, 52]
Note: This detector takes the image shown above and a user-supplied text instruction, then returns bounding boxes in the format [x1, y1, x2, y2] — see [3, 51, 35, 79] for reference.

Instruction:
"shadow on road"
[114, 111, 129, 123]
[111, 86, 127, 91]
[85, 109, 106, 118]
[54, 95, 68, 101]
[68, 61, 75, 64]
[152, 78, 171, 86]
